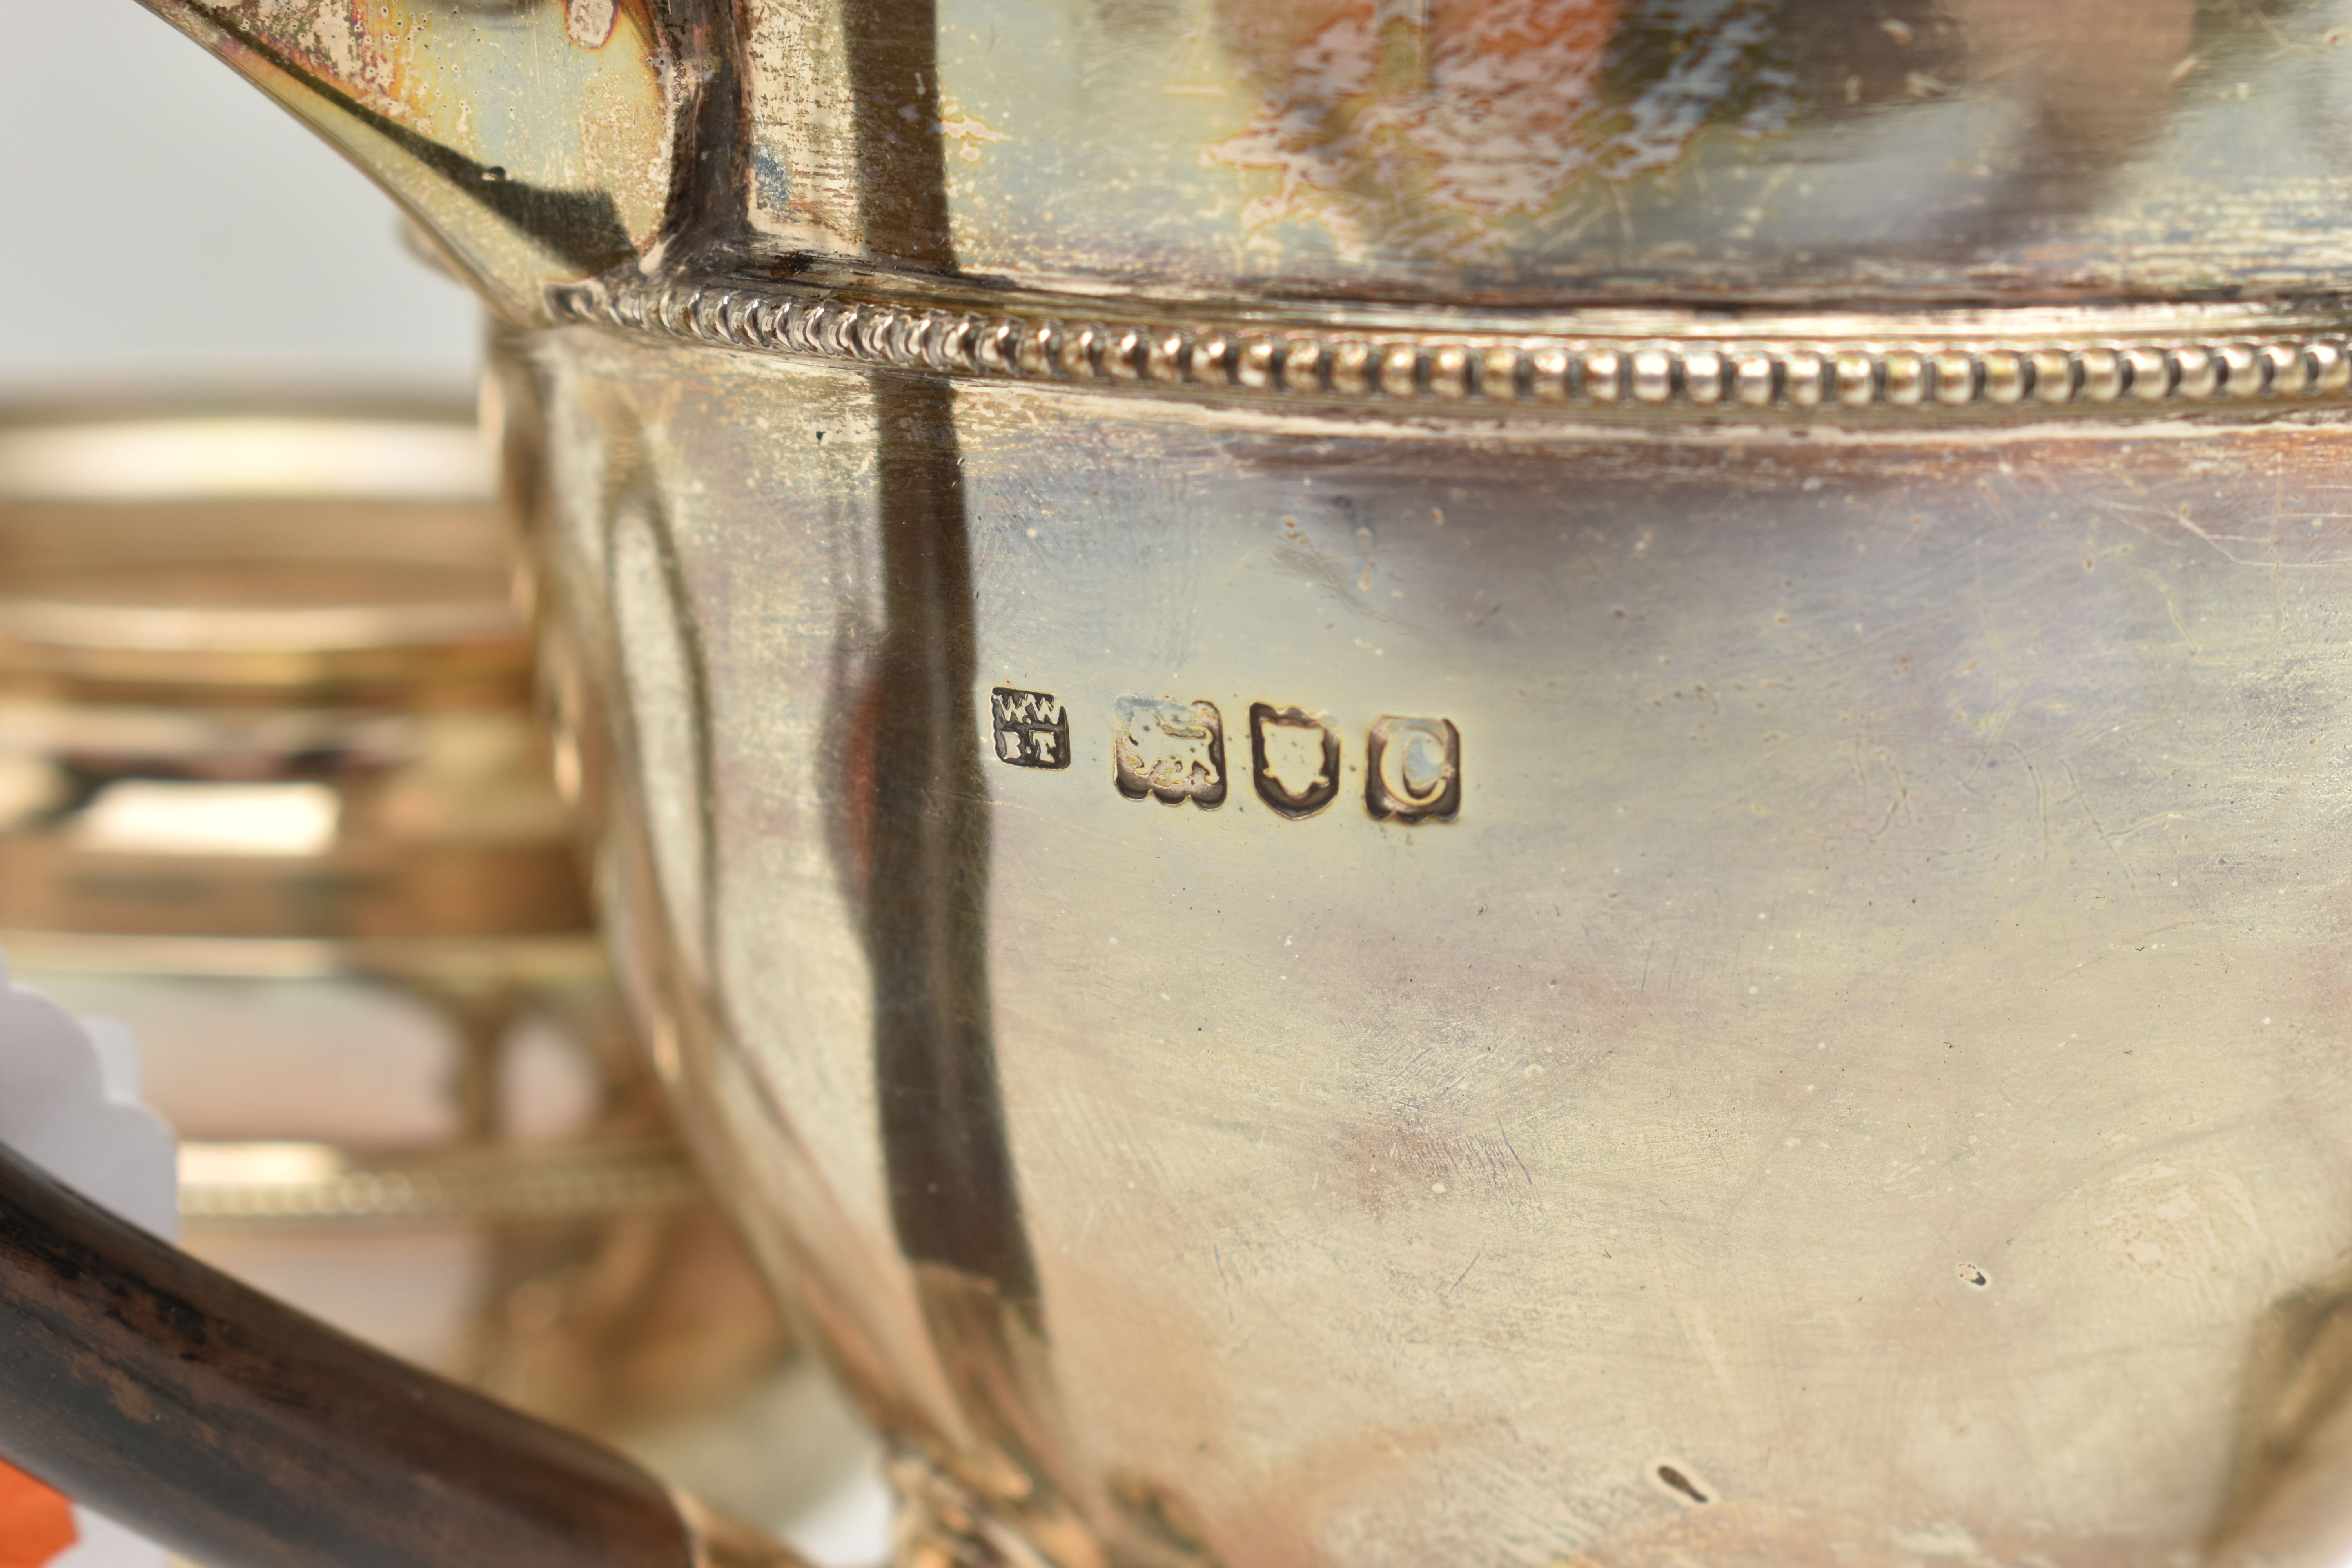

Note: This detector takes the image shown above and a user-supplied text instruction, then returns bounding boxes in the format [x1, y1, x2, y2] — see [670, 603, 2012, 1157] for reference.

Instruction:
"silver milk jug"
[14, 3, 2352, 1566]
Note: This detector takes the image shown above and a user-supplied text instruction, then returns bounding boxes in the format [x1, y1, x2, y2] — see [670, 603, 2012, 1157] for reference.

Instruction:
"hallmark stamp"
[1364, 715, 1461, 823]
[1112, 697, 1227, 808]
[991, 687, 1070, 769]
[1249, 703, 1341, 818]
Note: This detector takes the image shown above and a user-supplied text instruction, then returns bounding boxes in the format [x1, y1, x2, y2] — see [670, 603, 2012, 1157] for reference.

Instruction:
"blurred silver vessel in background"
[0, 397, 802, 1470]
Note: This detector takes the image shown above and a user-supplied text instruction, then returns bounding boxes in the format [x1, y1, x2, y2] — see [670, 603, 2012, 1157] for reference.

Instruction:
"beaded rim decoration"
[550, 272, 2352, 419]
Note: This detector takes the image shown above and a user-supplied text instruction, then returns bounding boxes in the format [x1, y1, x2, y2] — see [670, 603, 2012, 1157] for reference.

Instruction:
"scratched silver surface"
[123, 0, 2352, 1561]
[495, 325, 2352, 1568]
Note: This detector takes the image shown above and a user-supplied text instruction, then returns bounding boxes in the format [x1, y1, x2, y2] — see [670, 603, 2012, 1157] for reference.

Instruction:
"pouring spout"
[134, 0, 691, 324]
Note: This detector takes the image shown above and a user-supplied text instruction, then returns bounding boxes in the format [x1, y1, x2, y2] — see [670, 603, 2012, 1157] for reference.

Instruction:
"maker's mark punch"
[991, 687, 1070, 769]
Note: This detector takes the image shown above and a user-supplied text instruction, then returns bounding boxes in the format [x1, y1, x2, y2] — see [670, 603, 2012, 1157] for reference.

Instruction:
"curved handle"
[0, 1141, 789, 1568]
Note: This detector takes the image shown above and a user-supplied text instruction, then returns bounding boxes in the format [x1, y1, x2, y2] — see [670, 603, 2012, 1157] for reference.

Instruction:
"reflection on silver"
[176, 1138, 699, 1225]
[129, 0, 2352, 1563]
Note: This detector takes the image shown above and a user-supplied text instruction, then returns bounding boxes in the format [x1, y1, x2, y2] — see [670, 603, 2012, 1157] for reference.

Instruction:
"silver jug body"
[494, 320, 2352, 1568]
[123, 0, 2352, 1563]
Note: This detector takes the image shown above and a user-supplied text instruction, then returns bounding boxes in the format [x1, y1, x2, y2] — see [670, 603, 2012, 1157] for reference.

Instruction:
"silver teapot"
[15, 2, 2352, 1565]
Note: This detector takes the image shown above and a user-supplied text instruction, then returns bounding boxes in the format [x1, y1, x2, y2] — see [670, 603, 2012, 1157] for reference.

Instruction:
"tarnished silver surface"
[508, 338, 2352, 1568]
[126, 0, 2352, 1564]
[551, 270, 2352, 415]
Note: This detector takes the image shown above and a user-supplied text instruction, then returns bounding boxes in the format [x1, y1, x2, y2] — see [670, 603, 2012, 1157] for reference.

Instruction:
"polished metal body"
[128, 2, 2352, 1564]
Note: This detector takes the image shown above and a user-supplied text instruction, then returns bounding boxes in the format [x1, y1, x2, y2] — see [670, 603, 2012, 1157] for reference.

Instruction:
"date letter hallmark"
[1113, 697, 1227, 808]
[1365, 716, 1461, 823]
[991, 687, 1071, 769]
[1249, 704, 1341, 819]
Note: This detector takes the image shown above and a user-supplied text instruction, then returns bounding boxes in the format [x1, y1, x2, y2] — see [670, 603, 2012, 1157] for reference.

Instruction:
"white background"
[0, 1, 478, 395]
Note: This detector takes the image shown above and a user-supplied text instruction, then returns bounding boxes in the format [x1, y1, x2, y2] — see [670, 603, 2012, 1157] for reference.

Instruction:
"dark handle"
[0, 1140, 769, 1568]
